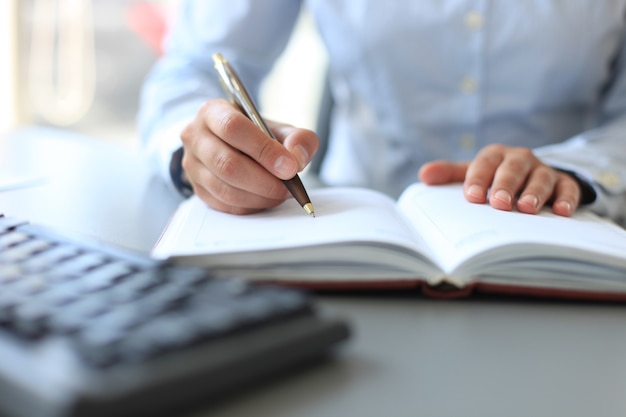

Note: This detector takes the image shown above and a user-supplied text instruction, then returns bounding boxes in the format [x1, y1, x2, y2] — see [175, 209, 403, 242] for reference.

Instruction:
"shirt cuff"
[146, 119, 192, 197]
[169, 146, 194, 197]
[553, 167, 597, 205]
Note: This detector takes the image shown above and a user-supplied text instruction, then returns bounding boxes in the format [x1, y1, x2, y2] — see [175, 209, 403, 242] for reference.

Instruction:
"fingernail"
[274, 155, 297, 178]
[493, 190, 512, 204]
[519, 194, 539, 209]
[294, 144, 310, 170]
[467, 185, 483, 200]
[556, 200, 572, 214]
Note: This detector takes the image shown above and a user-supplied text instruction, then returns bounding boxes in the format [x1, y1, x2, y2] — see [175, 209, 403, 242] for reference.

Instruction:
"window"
[12, 0, 166, 143]
[5, 1, 325, 144]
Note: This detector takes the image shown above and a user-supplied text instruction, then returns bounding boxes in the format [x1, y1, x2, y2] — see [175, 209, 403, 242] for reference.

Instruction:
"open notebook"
[153, 183, 626, 301]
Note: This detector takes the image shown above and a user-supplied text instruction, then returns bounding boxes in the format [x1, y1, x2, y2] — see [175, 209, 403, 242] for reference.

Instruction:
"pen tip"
[303, 203, 315, 217]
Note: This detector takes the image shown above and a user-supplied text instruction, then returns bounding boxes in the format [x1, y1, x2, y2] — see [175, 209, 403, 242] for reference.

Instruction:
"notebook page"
[397, 183, 626, 275]
[153, 187, 431, 259]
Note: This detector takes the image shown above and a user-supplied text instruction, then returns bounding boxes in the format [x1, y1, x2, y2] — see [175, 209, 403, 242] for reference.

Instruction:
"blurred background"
[1, 0, 327, 146]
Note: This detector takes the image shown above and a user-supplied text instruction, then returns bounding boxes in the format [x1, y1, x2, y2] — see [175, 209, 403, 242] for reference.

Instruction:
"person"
[139, 1, 626, 226]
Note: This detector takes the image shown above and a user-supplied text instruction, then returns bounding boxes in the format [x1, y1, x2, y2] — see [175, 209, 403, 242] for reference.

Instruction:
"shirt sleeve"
[137, 0, 303, 195]
[534, 29, 626, 227]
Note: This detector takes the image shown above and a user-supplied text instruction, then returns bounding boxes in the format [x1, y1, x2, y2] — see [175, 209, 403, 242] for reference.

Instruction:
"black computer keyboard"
[0, 215, 349, 417]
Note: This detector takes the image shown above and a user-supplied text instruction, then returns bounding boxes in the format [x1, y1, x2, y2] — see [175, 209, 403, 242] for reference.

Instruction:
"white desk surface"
[2, 127, 626, 417]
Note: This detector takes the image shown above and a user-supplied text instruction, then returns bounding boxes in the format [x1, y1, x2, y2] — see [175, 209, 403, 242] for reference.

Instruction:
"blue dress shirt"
[139, 0, 626, 225]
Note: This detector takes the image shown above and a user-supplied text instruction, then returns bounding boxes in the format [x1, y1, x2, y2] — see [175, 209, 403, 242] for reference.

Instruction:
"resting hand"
[418, 144, 581, 216]
[180, 98, 318, 214]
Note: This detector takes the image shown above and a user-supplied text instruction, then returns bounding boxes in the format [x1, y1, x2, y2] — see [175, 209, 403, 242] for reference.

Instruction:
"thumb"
[418, 160, 469, 184]
[270, 122, 319, 171]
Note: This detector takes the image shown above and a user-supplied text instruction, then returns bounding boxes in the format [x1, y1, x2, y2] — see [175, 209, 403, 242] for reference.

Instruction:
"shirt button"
[464, 11, 484, 30]
[460, 76, 477, 93]
[460, 134, 476, 150]
[594, 171, 620, 189]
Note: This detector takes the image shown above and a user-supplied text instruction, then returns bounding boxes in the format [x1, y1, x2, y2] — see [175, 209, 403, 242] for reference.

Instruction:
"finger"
[184, 150, 287, 213]
[551, 173, 581, 217]
[488, 147, 535, 211]
[515, 165, 558, 214]
[463, 144, 505, 204]
[194, 176, 284, 214]
[185, 134, 289, 201]
[270, 122, 319, 171]
[203, 100, 299, 179]
[418, 160, 469, 184]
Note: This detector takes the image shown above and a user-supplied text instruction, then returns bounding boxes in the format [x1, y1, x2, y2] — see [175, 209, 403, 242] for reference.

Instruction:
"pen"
[212, 53, 315, 217]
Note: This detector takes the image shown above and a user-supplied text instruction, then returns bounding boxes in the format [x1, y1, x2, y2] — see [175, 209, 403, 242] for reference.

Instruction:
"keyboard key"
[12, 301, 55, 337]
[76, 261, 135, 293]
[10, 274, 49, 295]
[48, 252, 108, 277]
[35, 284, 83, 307]
[109, 269, 165, 299]
[118, 314, 198, 362]
[0, 264, 21, 284]
[164, 265, 213, 288]
[84, 304, 144, 334]
[0, 231, 30, 249]
[0, 215, 28, 232]
[0, 239, 52, 262]
[20, 244, 81, 272]
[47, 290, 117, 334]
[187, 304, 241, 338]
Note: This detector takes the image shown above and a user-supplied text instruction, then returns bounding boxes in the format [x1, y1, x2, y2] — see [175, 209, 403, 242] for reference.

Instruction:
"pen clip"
[216, 76, 244, 113]
[212, 53, 274, 139]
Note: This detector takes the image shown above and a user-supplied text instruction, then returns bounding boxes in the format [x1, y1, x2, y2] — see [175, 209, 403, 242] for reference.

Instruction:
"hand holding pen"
[178, 53, 319, 216]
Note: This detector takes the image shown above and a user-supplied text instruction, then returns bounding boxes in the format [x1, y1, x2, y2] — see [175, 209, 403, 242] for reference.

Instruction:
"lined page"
[153, 187, 429, 258]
